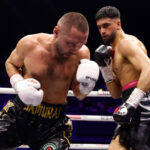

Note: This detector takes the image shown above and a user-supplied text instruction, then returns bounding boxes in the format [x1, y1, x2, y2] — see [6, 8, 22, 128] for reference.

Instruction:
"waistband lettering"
[24, 105, 62, 119]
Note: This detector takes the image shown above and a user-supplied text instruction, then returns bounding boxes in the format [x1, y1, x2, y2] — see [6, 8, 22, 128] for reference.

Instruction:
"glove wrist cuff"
[79, 82, 95, 95]
[100, 66, 114, 83]
[10, 74, 24, 88]
[126, 88, 145, 108]
[80, 59, 90, 63]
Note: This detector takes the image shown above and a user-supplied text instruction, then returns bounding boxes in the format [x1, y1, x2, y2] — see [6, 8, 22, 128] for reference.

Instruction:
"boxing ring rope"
[0, 87, 112, 149]
[19, 143, 109, 149]
[0, 87, 111, 97]
[67, 114, 114, 122]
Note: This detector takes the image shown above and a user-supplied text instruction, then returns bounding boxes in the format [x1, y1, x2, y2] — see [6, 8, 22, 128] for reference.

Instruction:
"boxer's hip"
[12, 96, 67, 120]
[13, 96, 70, 144]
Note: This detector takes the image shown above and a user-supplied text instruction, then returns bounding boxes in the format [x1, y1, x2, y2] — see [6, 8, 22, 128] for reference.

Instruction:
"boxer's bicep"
[127, 46, 150, 92]
[5, 47, 25, 77]
[5, 37, 33, 77]
[8, 48, 24, 68]
[127, 47, 149, 71]
[120, 40, 149, 71]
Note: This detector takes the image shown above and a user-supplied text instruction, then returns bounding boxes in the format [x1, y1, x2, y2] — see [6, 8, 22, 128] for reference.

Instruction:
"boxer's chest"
[24, 53, 77, 81]
[45, 61, 76, 81]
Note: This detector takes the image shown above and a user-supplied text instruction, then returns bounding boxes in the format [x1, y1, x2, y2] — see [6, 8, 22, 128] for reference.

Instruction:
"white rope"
[68, 90, 111, 97]
[0, 88, 16, 94]
[70, 144, 109, 149]
[0, 87, 111, 97]
[19, 143, 109, 149]
[67, 115, 114, 122]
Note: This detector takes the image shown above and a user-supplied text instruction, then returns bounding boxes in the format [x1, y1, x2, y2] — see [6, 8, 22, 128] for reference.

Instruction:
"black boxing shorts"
[0, 96, 72, 150]
[113, 80, 150, 150]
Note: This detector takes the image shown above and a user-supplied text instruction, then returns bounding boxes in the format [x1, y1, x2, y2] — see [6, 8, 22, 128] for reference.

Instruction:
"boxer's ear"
[53, 26, 60, 36]
[117, 20, 121, 30]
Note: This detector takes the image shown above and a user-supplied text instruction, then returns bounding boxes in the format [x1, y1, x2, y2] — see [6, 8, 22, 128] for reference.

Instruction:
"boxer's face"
[96, 18, 120, 45]
[54, 26, 88, 58]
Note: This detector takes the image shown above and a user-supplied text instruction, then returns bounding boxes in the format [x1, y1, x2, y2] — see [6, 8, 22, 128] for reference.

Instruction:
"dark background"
[0, 0, 150, 149]
[0, 0, 150, 88]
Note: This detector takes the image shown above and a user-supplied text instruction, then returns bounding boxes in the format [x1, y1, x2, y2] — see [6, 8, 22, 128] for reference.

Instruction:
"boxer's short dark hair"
[95, 6, 121, 21]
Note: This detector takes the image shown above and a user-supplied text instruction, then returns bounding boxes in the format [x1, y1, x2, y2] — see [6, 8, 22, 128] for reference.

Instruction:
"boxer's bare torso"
[23, 34, 78, 104]
[111, 33, 147, 87]
[6, 31, 90, 104]
[96, 17, 150, 97]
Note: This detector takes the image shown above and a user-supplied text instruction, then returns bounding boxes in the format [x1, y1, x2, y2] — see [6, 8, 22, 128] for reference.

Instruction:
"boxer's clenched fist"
[76, 59, 100, 95]
[10, 74, 44, 106]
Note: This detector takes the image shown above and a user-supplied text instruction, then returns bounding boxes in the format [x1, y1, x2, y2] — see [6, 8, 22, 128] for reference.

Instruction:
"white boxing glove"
[10, 74, 44, 106]
[76, 59, 100, 95]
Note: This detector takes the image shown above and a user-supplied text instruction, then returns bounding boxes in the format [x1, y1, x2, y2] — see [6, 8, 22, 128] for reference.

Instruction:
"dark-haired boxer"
[94, 6, 150, 150]
[0, 12, 99, 150]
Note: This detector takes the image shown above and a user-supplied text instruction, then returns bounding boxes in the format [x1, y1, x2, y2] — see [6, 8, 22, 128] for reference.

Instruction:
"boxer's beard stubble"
[103, 31, 116, 45]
